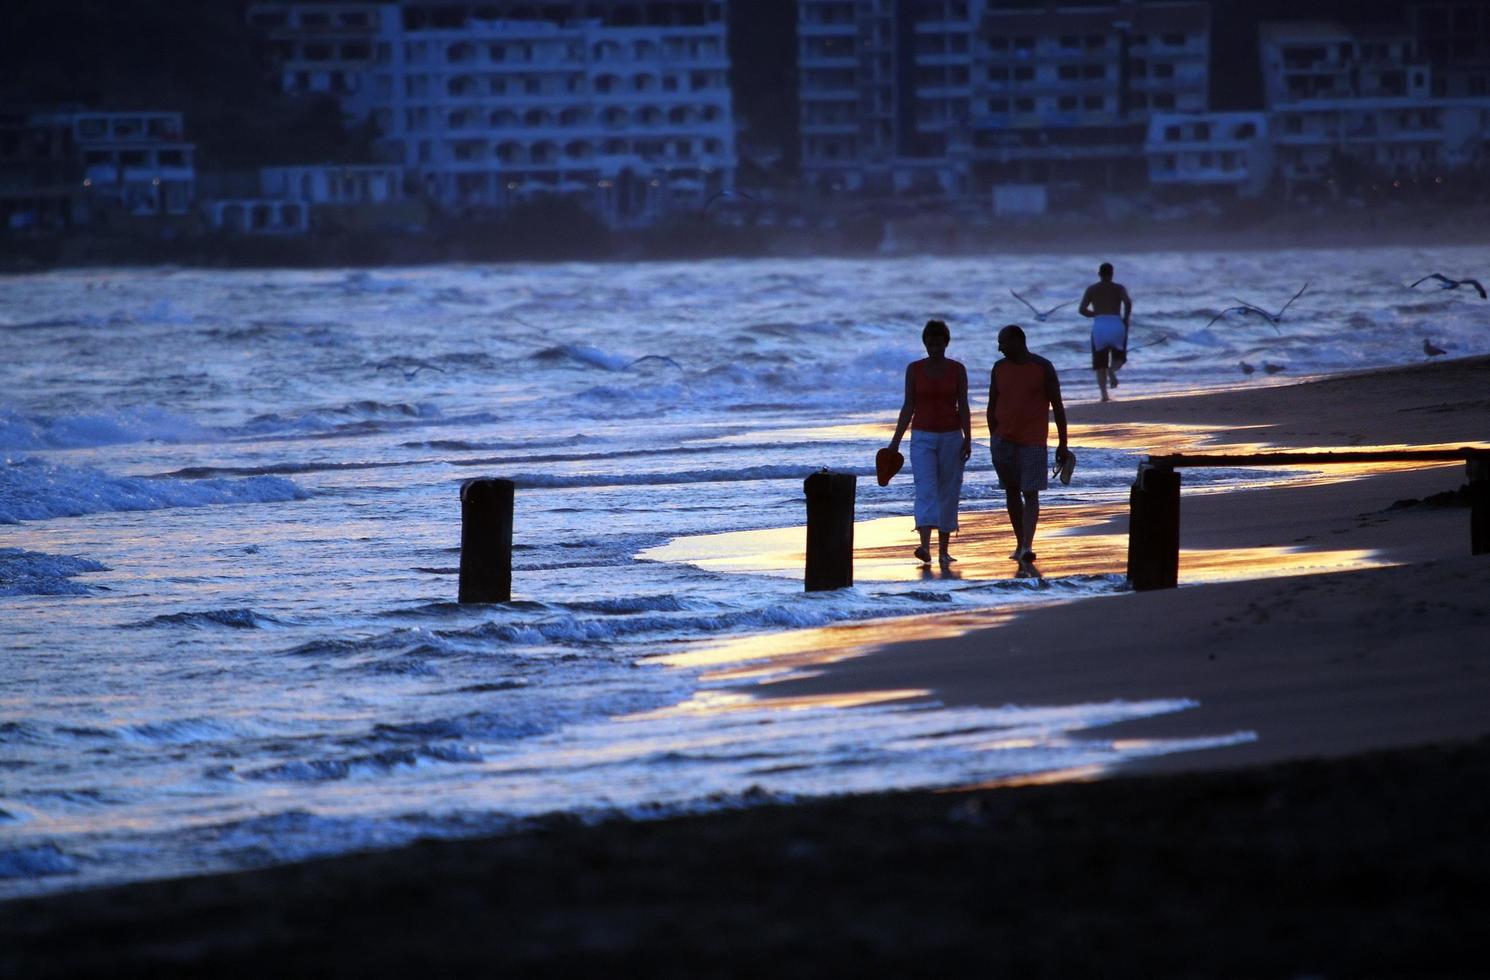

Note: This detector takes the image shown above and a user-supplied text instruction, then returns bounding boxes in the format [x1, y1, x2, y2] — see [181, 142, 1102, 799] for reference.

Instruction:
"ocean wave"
[0, 846, 78, 880]
[0, 457, 308, 524]
[532, 343, 633, 371]
[0, 547, 108, 596]
[501, 463, 819, 490]
[241, 743, 483, 783]
[560, 594, 695, 615]
[134, 608, 282, 630]
[0, 407, 212, 450]
[400, 434, 589, 452]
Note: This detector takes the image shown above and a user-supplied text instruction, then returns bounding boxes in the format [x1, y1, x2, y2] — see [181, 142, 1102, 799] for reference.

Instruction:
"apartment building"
[797, 0, 975, 199]
[247, 2, 387, 108]
[0, 110, 78, 231]
[248, 1, 737, 227]
[973, 1, 1209, 193]
[1409, 2, 1490, 98]
[1145, 111, 1272, 198]
[1260, 19, 1490, 195]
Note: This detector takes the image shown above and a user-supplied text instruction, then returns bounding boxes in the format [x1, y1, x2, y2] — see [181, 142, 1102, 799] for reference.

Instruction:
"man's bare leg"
[1020, 491, 1041, 559]
[1004, 490, 1025, 559]
[1095, 368, 1110, 403]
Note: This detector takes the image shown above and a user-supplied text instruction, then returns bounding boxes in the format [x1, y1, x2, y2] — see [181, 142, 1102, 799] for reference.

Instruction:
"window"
[1082, 65, 1103, 79]
[1014, 66, 1033, 80]
[1161, 33, 1185, 46]
[1153, 93, 1174, 109]
[988, 66, 1009, 81]
[988, 97, 1009, 112]
[1060, 35, 1079, 49]
[1194, 123, 1210, 140]
[1059, 96, 1077, 110]
[1059, 65, 1079, 80]
[1085, 35, 1103, 49]
[1083, 95, 1103, 110]
[1165, 125, 1181, 141]
[1153, 63, 1174, 79]
[1015, 96, 1034, 111]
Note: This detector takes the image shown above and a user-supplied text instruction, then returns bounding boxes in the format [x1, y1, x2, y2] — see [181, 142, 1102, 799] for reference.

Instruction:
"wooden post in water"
[459, 478, 514, 604]
[1470, 451, 1490, 556]
[1127, 462, 1181, 591]
[803, 471, 855, 591]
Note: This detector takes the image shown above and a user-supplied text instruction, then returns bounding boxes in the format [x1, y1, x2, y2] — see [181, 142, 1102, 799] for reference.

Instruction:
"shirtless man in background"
[1078, 262, 1132, 403]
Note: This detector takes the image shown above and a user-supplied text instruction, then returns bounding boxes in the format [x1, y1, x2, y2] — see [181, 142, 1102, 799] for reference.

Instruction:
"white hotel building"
[248, 1, 737, 226]
[1144, 111, 1273, 199]
[1259, 19, 1490, 196]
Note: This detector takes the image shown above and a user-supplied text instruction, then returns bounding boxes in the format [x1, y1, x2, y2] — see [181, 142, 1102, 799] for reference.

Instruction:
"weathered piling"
[1470, 451, 1490, 556]
[1127, 462, 1181, 592]
[459, 478, 514, 604]
[804, 471, 855, 592]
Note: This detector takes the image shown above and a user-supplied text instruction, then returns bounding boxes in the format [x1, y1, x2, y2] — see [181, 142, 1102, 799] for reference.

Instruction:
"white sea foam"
[0, 407, 213, 450]
[0, 457, 308, 523]
[0, 548, 108, 596]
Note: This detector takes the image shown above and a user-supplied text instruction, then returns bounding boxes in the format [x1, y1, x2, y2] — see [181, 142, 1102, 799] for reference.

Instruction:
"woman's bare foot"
[913, 546, 931, 565]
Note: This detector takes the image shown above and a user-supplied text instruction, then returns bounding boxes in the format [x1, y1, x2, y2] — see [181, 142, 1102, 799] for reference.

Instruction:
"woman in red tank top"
[886, 319, 972, 568]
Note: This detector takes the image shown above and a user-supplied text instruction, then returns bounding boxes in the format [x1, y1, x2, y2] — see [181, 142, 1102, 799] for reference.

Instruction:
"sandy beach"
[4, 355, 1488, 977]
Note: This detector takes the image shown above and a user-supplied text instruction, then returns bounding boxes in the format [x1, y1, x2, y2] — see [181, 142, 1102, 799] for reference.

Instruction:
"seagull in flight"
[626, 354, 684, 371]
[704, 189, 758, 210]
[376, 359, 447, 381]
[1410, 273, 1486, 299]
[1009, 289, 1073, 322]
[1205, 283, 1309, 332]
[1262, 361, 1286, 375]
[1424, 338, 1447, 358]
[1238, 360, 1255, 375]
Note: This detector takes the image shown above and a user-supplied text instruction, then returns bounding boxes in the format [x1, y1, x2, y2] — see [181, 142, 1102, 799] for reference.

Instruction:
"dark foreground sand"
[3, 357, 1488, 979]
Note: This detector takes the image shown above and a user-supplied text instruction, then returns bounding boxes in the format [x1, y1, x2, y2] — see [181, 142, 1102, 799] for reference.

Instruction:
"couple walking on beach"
[885, 319, 1070, 579]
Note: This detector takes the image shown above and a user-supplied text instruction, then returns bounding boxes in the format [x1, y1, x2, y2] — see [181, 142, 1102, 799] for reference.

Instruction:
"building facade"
[797, 0, 1210, 203]
[1260, 18, 1490, 196]
[248, 1, 738, 227]
[1145, 111, 1272, 198]
[797, 0, 975, 198]
[0, 109, 195, 231]
[972, 0, 1209, 195]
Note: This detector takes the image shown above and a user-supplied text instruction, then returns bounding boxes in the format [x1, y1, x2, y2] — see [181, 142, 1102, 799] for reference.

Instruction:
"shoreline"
[4, 205, 1490, 273]
[761, 355, 1490, 774]
[3, 356, 1489, 974]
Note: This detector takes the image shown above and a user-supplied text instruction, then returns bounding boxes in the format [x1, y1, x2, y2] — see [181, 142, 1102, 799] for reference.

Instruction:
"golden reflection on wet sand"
[647, 608, 1020, 679]
[643, 500, 1394, 588]
[625, 686, 930, 722]
[639, 426, 1472, 727]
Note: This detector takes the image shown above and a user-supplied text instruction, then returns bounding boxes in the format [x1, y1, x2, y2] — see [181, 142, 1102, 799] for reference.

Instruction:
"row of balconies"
[406, 84, 729, 103]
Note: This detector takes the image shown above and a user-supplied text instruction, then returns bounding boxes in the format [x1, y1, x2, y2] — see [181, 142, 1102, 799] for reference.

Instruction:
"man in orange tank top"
[987, 325, 1070, 578]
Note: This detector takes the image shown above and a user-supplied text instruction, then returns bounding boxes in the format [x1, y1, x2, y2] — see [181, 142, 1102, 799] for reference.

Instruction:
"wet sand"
[4, 356, 1489, 977]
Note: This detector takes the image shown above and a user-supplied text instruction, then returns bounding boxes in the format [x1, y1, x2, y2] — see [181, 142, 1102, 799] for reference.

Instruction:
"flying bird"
[1262, 361, 1286, 375]
[704, 189, 758, 210]
[1239, 360, 1255, 375]
[626, 354, 684, 371]
[1009, 289, 1073, 322]
[1424, 338, 1447, 358]
[1205, 282, 1310, 332]
[376, 360, 447, 380]
[1410, 273, 1486, 299]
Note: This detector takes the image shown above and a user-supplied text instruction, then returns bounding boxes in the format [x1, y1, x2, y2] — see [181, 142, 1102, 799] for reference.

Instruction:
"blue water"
[3, 247, 1485, 897]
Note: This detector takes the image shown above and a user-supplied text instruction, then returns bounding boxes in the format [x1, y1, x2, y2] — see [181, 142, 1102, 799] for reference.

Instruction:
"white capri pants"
[909, 428, 966, 532]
